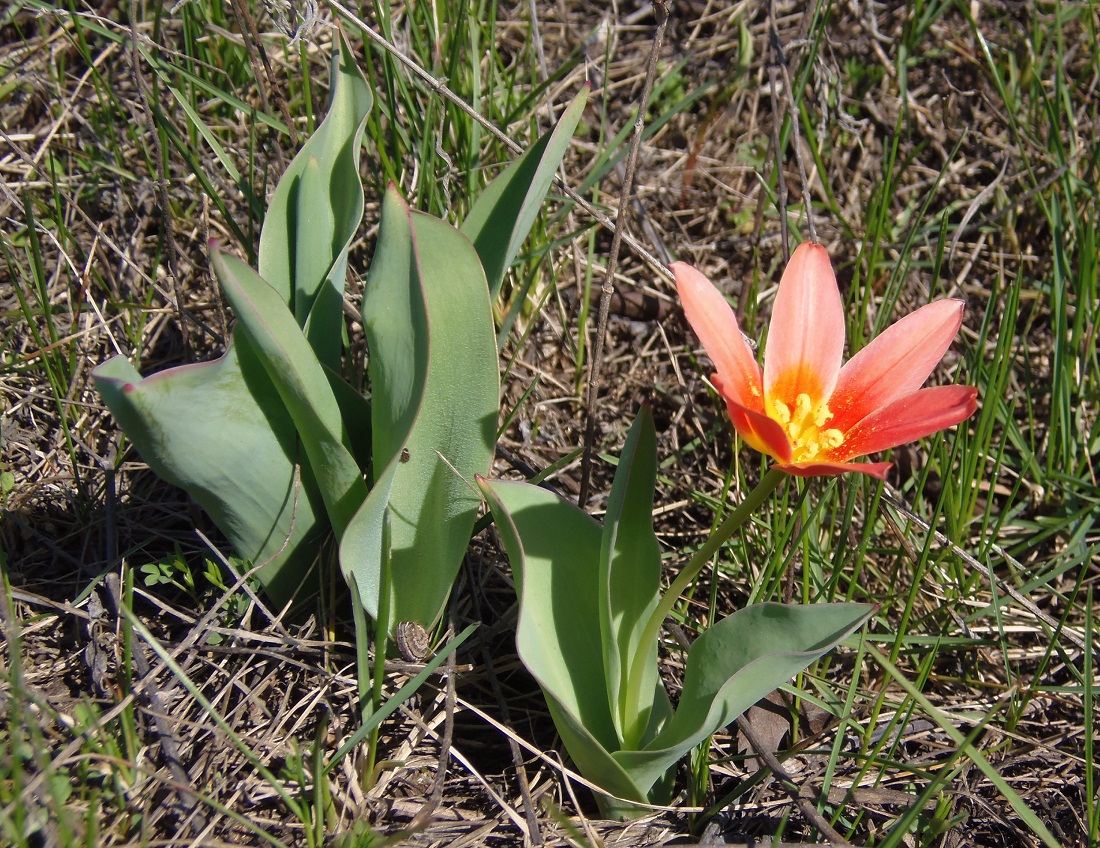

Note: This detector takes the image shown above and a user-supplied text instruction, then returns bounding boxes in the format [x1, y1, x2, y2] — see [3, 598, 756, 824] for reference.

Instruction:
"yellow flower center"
[770, 393, 845, 463]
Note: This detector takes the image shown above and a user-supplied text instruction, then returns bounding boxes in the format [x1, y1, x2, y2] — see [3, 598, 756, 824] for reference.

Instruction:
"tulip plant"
[479, 242, 976, 818]
[90, 30, 980, 823]
[93, 38, 587, 641]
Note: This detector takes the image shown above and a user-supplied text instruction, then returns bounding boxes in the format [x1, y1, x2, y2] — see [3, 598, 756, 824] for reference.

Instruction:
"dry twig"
[578, 1, 672, 506]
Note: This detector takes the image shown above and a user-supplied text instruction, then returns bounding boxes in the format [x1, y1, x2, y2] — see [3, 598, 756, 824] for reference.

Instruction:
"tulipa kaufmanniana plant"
[478, 241, 978, 819]
[94, 37, 588, 643]
[480, 408, 875, 819]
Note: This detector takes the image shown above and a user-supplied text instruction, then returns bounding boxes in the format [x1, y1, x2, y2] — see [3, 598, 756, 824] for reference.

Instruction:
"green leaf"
[479, 478, 650, 807]
[341, 187, 499, 629]
[94, 347, 328, 607]
[481, 474, 874, 815]
[461, 85, 588, 299]
[258, 34, 373, 369]
[383, 197, 497, 628]
[94, 36, 373, 609]
[614, 602, 876, 798]
[324, 363, 372, 470]
[599, 407, 663, 751]
[211, 252, 368, 538]
[339, 186, 428, 623]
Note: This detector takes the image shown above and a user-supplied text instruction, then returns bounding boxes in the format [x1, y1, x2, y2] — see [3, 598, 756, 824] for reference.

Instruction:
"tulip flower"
[674, 243, 978, 479]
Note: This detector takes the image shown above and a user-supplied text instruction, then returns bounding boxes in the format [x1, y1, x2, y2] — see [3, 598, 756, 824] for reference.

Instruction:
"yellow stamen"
[769, 392, 845, 463]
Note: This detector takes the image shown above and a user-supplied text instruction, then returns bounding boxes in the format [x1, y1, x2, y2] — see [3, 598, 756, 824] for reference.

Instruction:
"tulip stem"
[623, 466, 786, 742]
[664, 466, 786, 619]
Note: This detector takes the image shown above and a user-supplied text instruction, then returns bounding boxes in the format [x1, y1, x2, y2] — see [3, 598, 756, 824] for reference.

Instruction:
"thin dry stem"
[578, 1, 671, 506]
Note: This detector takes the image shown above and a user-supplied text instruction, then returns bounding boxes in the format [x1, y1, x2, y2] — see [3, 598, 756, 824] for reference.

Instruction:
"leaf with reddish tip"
[94, 36, 372, 608]
[94, 347, 329, 607]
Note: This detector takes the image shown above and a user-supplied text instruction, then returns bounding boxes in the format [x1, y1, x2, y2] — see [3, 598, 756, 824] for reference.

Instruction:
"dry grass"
[2, 1, 1097, 845]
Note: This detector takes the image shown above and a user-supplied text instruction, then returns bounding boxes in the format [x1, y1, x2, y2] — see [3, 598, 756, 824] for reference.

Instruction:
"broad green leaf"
[461, 85, 588, 298]
[342, 187, 499, 629]
[258, 34, 372, 370]
[95, 40, 372, 609]
[480, 479, 645, 791]
[480, 478, 618, 747]
[544, 693, 653, 816]
[339, 186, 429, 622]
[382, 202, 498, 629]
[600, 407, 663, 751]
[614, 602, 876, 798]
[94, 347, 328, 607]
[211, 252, 367, 537]
[325, 363, 372, 470]
[481, 476, 871, 816]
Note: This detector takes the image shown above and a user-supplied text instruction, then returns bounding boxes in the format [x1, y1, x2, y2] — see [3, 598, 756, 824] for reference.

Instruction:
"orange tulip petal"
[833, 385, 979, 461]
[673, 262, 764, 413]
[718, 387, 792, 462]
[829, 299, 966, 432]
[776, 460, 894, 480]
[763, 243, 845, 404]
